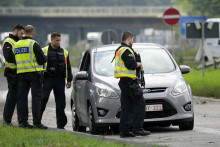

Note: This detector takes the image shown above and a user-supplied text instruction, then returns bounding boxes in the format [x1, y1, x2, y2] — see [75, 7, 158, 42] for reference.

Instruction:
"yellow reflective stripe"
[3, 38, 16, 48]
[28, 40, 35, 62]
[7, 63, 16, 67]
[17, 65, 43, 70]
[16, 60, 38, 64]
[115, 67, 136, 74]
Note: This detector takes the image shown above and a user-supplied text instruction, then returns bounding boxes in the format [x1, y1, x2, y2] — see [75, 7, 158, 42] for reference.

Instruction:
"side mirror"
[180, 65, 190, 74]
[74, 71, 89, 80]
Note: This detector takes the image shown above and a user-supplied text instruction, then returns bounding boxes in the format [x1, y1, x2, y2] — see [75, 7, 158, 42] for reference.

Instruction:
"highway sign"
[180, 16, 206, 35]
[163, 8, 180, 26]
[186, 22, 219, 38]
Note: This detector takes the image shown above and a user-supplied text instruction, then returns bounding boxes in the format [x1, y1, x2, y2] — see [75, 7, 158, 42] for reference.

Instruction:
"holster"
[129, 80, 143, 98]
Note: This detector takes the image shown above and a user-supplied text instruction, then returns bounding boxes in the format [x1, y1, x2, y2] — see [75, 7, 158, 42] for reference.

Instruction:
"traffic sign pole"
[201, 22, 205, 77]
[163, 8, 180, 57]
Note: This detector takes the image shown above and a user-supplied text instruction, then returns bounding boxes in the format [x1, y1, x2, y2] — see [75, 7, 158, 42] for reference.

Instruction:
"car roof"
[87, 43, 165, 53]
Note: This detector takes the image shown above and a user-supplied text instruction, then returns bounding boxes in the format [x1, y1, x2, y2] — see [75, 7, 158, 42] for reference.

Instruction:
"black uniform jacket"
[45, 44, 73, 82]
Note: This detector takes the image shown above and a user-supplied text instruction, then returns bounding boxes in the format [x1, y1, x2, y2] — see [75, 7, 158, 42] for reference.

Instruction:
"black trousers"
[119, 81, 146, 134]
[3, 73, 18, 123]
[17, 72, 43, 125]
[41, 77, 67, 128]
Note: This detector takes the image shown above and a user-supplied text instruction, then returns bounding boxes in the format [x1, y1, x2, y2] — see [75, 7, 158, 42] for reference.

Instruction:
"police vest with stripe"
[42, 46, 68, 79]
[114, 46, 136, 80]
[2, 38, 17, 69]
[14, 39, 44, 74]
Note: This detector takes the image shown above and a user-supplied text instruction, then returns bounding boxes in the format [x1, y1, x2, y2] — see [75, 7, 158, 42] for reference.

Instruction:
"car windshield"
[94, 48, 175, 76]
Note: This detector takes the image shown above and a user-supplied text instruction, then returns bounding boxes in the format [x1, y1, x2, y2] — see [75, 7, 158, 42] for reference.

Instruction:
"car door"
[75, 52, 91, 124]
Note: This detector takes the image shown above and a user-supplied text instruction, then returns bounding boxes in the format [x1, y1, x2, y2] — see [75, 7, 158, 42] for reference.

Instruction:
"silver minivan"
[71, 43, 194, 134]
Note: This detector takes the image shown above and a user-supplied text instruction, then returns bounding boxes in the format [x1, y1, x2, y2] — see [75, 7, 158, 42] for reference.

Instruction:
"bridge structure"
[0, 6, 184, 44]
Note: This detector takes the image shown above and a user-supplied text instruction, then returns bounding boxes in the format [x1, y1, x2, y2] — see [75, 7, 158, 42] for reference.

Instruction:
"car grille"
[145, 99, 177, 119]
[142, 87, 166, 93]
[116, 99, 177, 119]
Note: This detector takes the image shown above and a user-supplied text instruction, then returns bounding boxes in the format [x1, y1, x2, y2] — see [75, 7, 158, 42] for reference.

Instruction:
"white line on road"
[194, 126, 220, 136]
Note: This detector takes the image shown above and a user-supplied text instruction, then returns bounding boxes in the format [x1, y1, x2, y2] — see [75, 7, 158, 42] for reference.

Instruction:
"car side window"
[80, 52, 89, 71]
[79, 52, 91, 79]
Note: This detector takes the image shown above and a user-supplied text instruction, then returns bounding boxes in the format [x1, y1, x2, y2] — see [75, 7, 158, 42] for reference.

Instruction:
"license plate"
[146, 104, 163, 111]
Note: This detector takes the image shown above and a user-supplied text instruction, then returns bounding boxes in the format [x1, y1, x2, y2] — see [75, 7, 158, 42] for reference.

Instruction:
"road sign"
[163, 8, 180, 26]
[101, 29, 119, 45]
[180, 16, 206, 35]
[186, 22, 219, 38]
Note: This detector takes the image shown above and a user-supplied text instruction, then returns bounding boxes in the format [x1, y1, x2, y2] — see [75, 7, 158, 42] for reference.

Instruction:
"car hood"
[94, 70, 185, 91]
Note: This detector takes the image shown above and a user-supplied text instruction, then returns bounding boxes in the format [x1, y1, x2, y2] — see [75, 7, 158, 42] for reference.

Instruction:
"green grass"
[183, 69, 220, 98]
[0, 125, 137, 147]
[0, 68, 4, 73]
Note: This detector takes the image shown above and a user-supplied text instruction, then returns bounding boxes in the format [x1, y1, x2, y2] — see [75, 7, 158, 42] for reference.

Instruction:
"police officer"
[41, 32, 73, 129]
[15, 25, 47, 129]
[2, 24, 24, 125]
[114, 31, 151, 138]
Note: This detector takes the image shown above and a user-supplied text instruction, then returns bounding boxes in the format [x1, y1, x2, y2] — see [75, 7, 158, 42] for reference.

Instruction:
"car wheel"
[71, 103, 86, 132]
[88, 105, 99, 134]
[179, 118, 194, 130]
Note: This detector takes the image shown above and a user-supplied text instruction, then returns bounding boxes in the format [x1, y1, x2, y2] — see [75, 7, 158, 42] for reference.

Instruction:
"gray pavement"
[1, 70, 220, 147]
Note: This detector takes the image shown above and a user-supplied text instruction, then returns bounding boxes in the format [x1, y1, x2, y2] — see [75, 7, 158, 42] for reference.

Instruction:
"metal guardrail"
[0, 6, 181, 17]
[197, 58, 220, 69]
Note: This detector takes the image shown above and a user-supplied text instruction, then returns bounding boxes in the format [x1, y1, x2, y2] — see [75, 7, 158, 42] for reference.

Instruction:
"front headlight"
[171, 82, 187, 96]
[95, 83, 119, 99]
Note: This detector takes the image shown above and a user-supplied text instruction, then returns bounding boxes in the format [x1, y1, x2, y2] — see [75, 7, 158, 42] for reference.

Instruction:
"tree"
[172, 0, 220, 18]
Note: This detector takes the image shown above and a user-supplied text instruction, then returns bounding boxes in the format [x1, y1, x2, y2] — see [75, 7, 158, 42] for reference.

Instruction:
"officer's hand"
[137, 62, 144, 71]
[66, 82, 71, 89]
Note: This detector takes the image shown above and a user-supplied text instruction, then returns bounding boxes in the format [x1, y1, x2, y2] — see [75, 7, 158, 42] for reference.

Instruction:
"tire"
[88, 105, 99, 134]
[179, 118, 194, 130]
[71, 103, 86, 132]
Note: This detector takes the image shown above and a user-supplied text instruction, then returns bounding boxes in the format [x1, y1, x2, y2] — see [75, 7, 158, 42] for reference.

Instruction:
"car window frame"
[79, 51, 91, 80]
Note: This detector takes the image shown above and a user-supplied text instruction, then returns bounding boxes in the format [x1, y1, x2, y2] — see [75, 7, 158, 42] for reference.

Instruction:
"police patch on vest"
[15, 47, 29, 55]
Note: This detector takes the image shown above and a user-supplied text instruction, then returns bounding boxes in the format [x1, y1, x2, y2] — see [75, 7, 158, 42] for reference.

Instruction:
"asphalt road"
[1, 69, 220, 147]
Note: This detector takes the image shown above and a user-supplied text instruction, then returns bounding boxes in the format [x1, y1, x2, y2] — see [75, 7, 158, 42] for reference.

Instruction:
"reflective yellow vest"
[42, 46, 68, 79]
[14, 39, 44, 74]
[114, 46, 136, 80]
[2, 38, 17, 69]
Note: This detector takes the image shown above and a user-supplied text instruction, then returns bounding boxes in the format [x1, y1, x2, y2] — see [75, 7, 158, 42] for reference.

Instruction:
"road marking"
[0, 90, 7, 101]
[194, 126, 220, 136]
[47, 107, 72, 116]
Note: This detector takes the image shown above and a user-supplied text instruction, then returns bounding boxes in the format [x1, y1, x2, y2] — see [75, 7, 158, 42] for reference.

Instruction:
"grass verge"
[0, 125, 137, 147]
[183, 68, 220, 98]
[0, 68, 4, 73]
